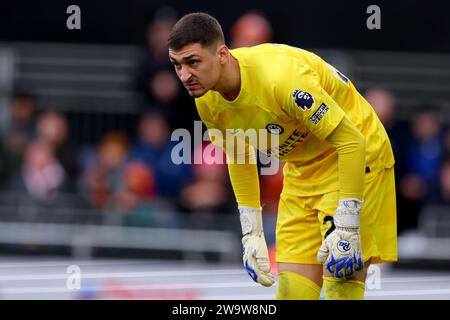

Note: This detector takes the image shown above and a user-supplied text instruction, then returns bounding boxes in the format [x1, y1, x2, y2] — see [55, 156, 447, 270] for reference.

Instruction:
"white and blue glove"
[239, 206, 275, 287]
[317, 199, 364, 279]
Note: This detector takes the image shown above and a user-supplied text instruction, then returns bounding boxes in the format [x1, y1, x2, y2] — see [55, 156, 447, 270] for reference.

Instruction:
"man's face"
[169, 43, 222, 98]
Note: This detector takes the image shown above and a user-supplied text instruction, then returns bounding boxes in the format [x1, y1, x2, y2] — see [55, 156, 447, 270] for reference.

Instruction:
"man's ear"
[217, 44, 229, 65]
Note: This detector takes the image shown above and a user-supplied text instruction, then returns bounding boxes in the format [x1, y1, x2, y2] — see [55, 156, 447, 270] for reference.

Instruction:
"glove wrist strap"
[238, 206, 263, 236]
[336, 225, 360, 233]
[334, 198, 363, 229]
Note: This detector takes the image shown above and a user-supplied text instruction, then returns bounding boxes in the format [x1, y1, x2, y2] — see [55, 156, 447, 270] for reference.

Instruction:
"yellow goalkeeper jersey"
[195, 43, 394, 197]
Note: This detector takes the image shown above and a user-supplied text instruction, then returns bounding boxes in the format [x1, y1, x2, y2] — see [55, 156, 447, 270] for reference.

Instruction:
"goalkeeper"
[167, 13, 397, 300]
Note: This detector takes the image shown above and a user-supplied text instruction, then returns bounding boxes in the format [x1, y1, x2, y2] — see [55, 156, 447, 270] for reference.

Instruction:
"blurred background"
[0, 0, 449, 299]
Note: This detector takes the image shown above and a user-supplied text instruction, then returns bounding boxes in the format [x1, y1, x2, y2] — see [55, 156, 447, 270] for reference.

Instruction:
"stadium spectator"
[364, 88, 407, 174]
[147, 66, 198, 131]
[145, 7, 178, 67]
[36, 111, 79, 191]
[430, 156, 450, 205]
[127, 111, 192, 199]
[80, 132, 130, 210]
[114, 160, 177, 228]
[178, 142, 234, 224]
[134, 8, 177, 103]
[3, 92, 38, 177]
[364, 88, 397, 129]
[397, 107, 445, 233]
[230, 11, 273, 48]
[150, 67, 180, 106]
[135, 7, 198, 131]
[9, 140, 68, 203]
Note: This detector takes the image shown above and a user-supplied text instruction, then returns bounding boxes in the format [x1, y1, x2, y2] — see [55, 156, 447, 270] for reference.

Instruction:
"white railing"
[0, 221, 241, 261]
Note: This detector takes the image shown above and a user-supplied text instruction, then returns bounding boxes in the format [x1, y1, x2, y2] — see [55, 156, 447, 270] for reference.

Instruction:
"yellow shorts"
[275, 167, 397, 265]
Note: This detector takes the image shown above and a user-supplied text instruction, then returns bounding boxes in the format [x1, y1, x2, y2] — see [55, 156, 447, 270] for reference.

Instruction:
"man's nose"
[179, 67, 192, 83]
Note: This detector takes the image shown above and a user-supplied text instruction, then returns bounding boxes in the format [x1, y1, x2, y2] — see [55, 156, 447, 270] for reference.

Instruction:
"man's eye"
[189, 60, 199, 66]
[173, 63, 181, 70]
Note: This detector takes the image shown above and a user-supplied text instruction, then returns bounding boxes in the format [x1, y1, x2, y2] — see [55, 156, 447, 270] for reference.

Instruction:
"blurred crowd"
[365, 88, 450, 234]
[0, 8, 448, 244]
[0, 91, 236, 230]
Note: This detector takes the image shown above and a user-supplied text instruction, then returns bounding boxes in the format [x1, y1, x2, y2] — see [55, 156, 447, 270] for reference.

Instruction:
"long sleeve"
[325, 116, 366, 200]
[226, 143, 261, 208]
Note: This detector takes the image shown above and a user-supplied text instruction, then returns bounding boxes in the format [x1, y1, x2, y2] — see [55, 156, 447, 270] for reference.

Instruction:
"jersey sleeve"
[226, 145, 261, 208]
[325, 116, 365, 200]
[276, 65, 346, 140]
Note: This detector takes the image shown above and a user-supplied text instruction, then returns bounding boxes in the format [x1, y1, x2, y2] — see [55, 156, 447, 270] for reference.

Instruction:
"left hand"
[317, 199, 364, 278]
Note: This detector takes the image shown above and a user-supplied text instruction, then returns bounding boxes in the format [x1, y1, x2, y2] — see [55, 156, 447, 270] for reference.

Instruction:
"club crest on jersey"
[266, 123, 284, 135]
[292, 89, 314, 111]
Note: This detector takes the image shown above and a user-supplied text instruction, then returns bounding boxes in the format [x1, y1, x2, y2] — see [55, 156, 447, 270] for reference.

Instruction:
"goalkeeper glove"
[239, 206, 275, 287]
[317, 199, 364, 279]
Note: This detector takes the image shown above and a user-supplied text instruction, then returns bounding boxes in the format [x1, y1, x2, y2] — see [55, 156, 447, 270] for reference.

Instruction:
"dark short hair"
[167, 12, 225, 50]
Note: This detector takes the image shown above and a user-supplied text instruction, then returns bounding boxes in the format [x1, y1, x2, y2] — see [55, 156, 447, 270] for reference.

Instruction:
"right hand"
[239, 206, 275, 287]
